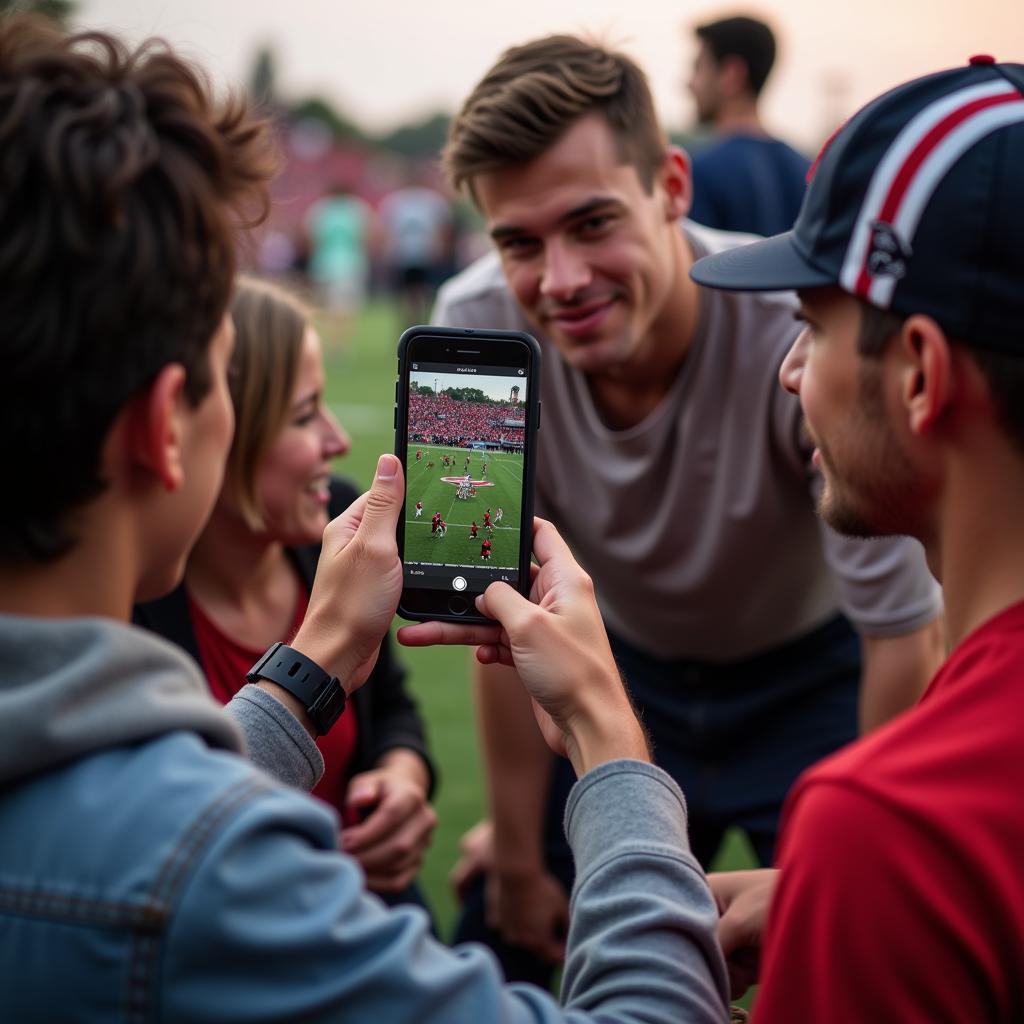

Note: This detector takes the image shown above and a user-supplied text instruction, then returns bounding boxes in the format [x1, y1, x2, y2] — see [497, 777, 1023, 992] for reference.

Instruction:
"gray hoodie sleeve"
[165, 757, 730, 1023]
[562, 760, 731, 1022]
[226, 683, 325, 791]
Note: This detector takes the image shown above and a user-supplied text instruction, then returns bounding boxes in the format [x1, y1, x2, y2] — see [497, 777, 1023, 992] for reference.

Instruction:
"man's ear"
[900, 315, 952, 437]
[658, 146, 692, 221]
[718, 55, 750, 100]
[121, 363, 189, 492]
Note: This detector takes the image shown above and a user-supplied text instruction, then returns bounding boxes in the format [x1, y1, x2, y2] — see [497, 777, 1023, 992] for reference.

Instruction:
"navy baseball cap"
[690, 57, 1024, 353]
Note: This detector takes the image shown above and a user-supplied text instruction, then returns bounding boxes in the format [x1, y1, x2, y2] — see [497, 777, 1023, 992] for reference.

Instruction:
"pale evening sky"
[80, 0, 1024, 152]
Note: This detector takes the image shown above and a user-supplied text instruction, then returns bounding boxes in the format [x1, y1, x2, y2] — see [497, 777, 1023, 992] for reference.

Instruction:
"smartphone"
[394, 325, 541, 623]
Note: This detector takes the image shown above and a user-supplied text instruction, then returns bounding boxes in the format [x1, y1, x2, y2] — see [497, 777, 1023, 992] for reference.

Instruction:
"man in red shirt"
[691, 58, 1024, 1019]
[470, 522, 478, 539]
[481, 539, 492, 560]
[431, 512, 440, 534]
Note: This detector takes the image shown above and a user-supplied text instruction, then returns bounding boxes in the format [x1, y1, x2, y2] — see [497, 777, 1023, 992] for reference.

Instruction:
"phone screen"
[396, 328, 539, 620]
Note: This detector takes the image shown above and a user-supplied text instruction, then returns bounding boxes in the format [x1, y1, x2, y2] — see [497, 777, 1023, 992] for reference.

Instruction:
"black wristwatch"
[246, 642, 347, 736]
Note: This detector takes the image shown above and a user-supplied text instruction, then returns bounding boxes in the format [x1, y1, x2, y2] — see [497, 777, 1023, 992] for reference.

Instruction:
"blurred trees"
[246, 43, 449, 160]
[0, 0, 76, 22]
[377, 112, 450, 160]
[249, 45, 277, 108]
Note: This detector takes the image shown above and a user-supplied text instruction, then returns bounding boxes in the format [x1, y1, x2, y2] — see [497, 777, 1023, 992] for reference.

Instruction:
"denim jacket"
[0, 615, 728, 1023]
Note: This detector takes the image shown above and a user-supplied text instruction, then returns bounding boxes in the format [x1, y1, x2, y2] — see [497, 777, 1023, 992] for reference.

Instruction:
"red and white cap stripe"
[838, 78, 1024, 307]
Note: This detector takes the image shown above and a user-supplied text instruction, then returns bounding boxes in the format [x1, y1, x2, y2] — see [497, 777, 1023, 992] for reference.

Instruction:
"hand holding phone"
[394, 326, 541, 623]
[398, 517, 651, 775]
[294, 454, 405, 693]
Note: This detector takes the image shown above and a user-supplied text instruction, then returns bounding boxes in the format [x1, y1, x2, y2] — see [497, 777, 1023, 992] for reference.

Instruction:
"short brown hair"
[443, 34, 666, 197]
[0, 15, 276, 563]
[226, 277, 310, 531]
[694, 16, 777, 98]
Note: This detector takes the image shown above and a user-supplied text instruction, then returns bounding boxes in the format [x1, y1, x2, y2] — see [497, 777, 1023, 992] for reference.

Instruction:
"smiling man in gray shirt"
[434, 33, 944, 987]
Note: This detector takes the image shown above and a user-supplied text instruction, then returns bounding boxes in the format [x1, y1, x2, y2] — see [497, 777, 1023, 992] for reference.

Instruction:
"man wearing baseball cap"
[692, 56, 1024, 1019]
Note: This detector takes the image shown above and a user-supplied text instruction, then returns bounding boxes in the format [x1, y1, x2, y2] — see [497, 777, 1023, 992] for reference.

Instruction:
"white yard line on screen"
[493, 457, 523, 484]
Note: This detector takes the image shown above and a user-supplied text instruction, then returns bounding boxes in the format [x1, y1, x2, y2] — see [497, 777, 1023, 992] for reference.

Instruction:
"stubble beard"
[814, 366, 919, 540]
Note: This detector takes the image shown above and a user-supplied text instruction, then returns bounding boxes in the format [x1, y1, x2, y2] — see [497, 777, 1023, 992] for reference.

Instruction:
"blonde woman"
[137, 277, 436, 910]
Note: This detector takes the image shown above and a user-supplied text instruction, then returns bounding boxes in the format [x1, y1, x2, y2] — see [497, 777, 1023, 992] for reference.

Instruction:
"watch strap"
[246, 642, 346, 736]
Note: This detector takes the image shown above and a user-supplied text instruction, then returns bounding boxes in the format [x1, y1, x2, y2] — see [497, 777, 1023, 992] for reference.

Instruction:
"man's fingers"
[397, 621, 502, 648]
[341, 802, 396, 853]
[474, 644, 515, 668]
[528, 517, 575, 569]
[708, 868, 773, 913]
[365, 863, 420, 894]
[354, 836, 424, 875]
[717, 904, 753, 957]
[476, 580, 535, 632]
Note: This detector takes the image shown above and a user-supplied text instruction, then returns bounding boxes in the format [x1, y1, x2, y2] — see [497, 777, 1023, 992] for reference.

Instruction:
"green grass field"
[404, 447, 523, 569]
[320, 299, 758, 960]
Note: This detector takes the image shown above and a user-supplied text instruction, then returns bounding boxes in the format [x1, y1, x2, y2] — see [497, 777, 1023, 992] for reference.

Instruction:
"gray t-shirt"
[433, 221, 941, 661]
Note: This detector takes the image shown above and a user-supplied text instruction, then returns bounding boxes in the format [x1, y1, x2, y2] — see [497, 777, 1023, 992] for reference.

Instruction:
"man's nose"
[540, 239, 591, 301]
[779, 328, 810, 396]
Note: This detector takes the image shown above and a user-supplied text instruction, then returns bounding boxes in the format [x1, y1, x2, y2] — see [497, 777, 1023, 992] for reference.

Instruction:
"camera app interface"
[404, 360, 528, 595]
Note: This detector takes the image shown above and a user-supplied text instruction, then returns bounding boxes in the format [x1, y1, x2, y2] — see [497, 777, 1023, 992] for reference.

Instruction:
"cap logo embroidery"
[838, 79, 1024, 308]
[867, 221, 911, 279]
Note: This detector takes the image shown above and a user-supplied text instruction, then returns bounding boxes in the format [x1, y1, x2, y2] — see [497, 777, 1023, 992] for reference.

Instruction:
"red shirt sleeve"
[755, 781, 1008, 1023]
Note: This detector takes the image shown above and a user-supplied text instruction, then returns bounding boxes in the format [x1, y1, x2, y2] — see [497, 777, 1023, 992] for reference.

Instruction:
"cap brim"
[689, 231, 836, 293]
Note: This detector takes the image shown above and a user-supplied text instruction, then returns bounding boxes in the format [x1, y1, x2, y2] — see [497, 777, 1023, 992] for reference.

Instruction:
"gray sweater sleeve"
[560, 759, 731, 1023]
[225, 684, 325, 791]
[166, 755, 730, 1023]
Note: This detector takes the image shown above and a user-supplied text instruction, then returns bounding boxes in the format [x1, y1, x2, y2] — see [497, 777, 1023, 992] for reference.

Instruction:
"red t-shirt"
[188, 585, 360, 826]
[756, 600, 1024, 1021]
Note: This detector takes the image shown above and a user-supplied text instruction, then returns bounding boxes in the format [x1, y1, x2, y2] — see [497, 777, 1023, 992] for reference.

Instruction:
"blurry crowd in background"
[248, 115, 466, 336]
[233, 12, 812, 340]
[3, 0, 822, 344]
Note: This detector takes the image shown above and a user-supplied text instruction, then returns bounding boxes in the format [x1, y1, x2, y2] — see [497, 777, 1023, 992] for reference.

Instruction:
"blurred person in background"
[136, 277, 438, 913]
[687, 15, 810, 236]
[379, 166, 454, 326]
[305, 180, 374, 342]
